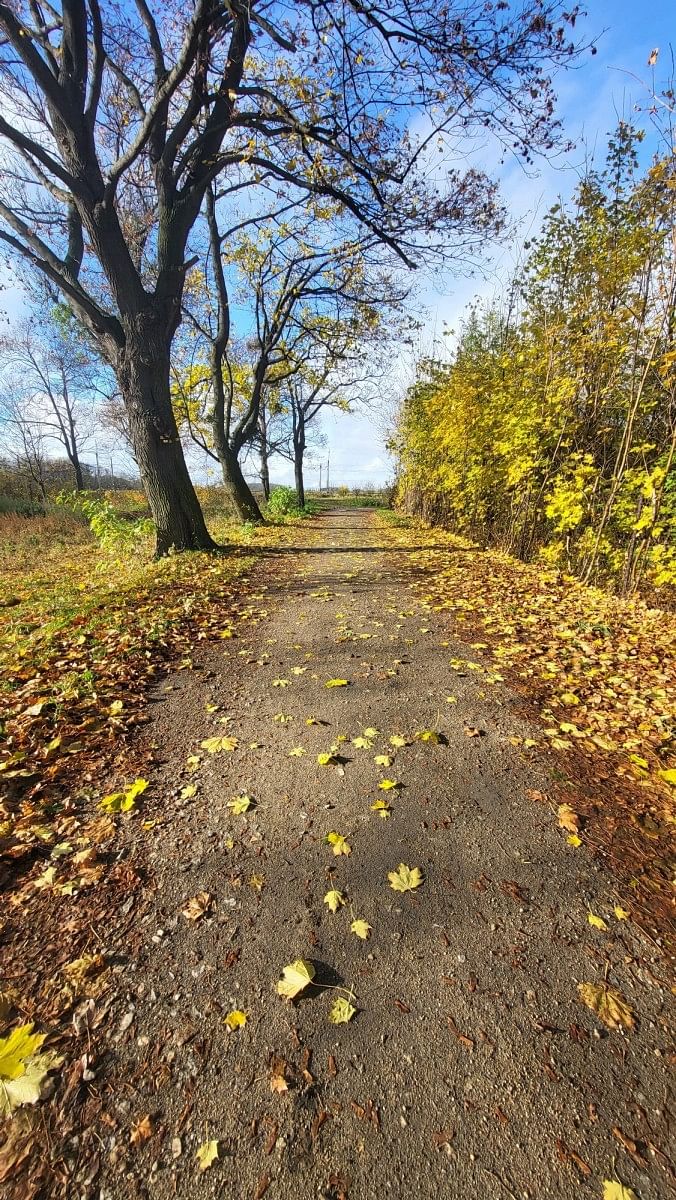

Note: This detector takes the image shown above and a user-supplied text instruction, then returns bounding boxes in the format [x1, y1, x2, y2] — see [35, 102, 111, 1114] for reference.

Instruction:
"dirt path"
[99, 510, 671, 1200]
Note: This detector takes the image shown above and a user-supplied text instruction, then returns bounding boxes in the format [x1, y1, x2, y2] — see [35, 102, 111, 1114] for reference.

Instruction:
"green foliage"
[397, 125, 676, 597]
[266, 485, 301, 517]
[56, 491, 153, 550]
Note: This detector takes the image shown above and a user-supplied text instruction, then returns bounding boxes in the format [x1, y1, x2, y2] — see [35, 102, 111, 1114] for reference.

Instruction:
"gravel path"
[99, 509, 672, 1200]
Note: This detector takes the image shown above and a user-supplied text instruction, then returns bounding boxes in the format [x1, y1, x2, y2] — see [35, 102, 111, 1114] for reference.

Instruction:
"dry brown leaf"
[130, 1115, 153, 1146]
[181, 891, 212, 920]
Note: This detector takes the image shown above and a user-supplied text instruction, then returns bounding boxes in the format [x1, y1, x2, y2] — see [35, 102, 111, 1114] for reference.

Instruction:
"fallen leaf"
[587, 911, 608, 931]
[288, 747, 306, 757]
[603, 1182, 637, 1200]
[326, 831, 351, 856]
[324, 889, 345, 914]
[416, 729, 440, 743]
[270, 1074, 288, 1094]
[325, 679, 349, 688]
[351, 919, 371, 940]
[567, 834, 582, 847]
[577, 983, 634, 1030]
[276, 959, 315, 1000]
[227, 794, 253, 814]
[374, 754, 392, 767]
[614, 906, 630, 921]
[249, 874, 266, 892]
[329, 997, 356, 1024]
[388, 863, 423, 892]
[363, 727, 379, 737]
[182, 892, 212, 921]
[317, 752, 338, 766]
[352, 736, 372, 749]
[557, 804, 580, 833]
[0, 1024, 62, 1116]
[180, 784, 197, 799]
[196, 1140, 219, 1171]
[224, 1010, 247, 1031]
[200, 736, 238, 753]
[130, 1115, 153, 1146]
[378, 779, 399, 791]
[370, 797, 391, 818]
[389, 735, 408, 747]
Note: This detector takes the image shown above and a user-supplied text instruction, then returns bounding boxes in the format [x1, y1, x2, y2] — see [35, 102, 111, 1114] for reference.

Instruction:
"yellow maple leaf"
[388, 863, 423, 892]
[370, 797, 391, 818]
[577, 982, 634, 1030]
[352, 736, 372, 749]
[272, 678, 290, 687]
[289, 747, 306, 757]
[351, 919, 371, 940]
[587, 911, 608, 931]
[227, 795, 252, 814]
[389, 735, 408, 747]
[567, 834, 582, 847]
[374, 754, 392, 767]
[0, 1024, 62, 1117]
[324, 888, 345, 913]
[196, 1140, 219, 1171]
[182, 891, 212, 920]
[325, 679, 349, 688]
[276, 959, 315, 1000]
[317, 752, 338, 766]
[200, 736, 238, 754]
[328, 996, 356, 1024]
[326, 831, 351, 856]
[223, 1010, 247, 1031]
[614, 905, 630, 920]
[378, 779, 399, 791]
[602, 1182, 637, 1200]
[363, 727, 379, 737]
[416, 729, 440, 743]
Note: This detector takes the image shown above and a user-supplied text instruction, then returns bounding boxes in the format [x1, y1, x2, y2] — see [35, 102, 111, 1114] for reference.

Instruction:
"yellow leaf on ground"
[352, 737, 372, 749]
[272, 679, 290, 687]
[0, 1024, 61, 1116]
[587, 911, 608, 931]
[416, 729, 440, 743]
[224, 1010, 247, 1031]
[658, 768, 676, 786]
[326, 831, 351, 856]
[389, 735, 408, 747]
[270, 1073, 288, 1093]
[329, 997, 356, 1024]
[557, 803, 580, 833]
[289, 747, 306, 757]
[388, 863, 423, 892]
[227, 794, 253, 814]
[603, 1182, 637, 1200]
[374, 754, 392, 767]
[325, 679, 349, 687]
[196, 1140, 219, 1171]
[317, 752, 338, 766]
[370, 797, 391, 818]
[614, 906, 630, 920]
[378, 779, 399, 791]
[324, 889, 345, 913]
[200, 736, 238, 753]
[567, 834, 582, 847]
[577, 983, 634, 1030]
[277, 959, 315, 1000]
[249, 874, 265, 892]
[180, 784, 197, 799]
[351, 919, 371, 940]
[363, 727, 379, 737]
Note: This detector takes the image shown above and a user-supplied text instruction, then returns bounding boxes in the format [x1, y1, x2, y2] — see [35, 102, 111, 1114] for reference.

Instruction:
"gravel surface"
[97, 509, 673, 1200]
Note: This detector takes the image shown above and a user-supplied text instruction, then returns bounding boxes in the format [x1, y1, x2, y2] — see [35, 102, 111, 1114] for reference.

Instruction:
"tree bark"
[118, 319, 217, 556]
[260, 450, 271, 502]
[292, 407, 306, 509]
[219, 444, 264, 523]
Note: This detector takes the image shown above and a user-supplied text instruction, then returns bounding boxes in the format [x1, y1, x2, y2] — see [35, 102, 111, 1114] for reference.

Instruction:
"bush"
[56, 490, 153, 549]
[266, 486, 301, 517]
[0, 494, 45, 516]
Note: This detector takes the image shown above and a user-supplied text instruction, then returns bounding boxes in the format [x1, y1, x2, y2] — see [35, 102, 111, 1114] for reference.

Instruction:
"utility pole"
[109, 454, 114, 487]
[319, 463, 322, 491]
[95, 448, 101, 489]
[326, 454, 330, 493]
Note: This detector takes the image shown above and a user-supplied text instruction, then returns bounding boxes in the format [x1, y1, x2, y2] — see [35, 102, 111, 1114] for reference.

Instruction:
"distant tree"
[0, 316, 104, 490]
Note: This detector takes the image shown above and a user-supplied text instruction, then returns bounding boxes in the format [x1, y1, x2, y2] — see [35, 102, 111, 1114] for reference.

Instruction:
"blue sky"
[309, 0, 676, 491]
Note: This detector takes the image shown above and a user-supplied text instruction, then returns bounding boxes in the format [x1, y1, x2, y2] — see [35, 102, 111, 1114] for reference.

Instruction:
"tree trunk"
[260, 449, 271, 501]
[72, 452, 84, 492]
[219, 444, 264, 522]
[118, 321, 217, 556]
